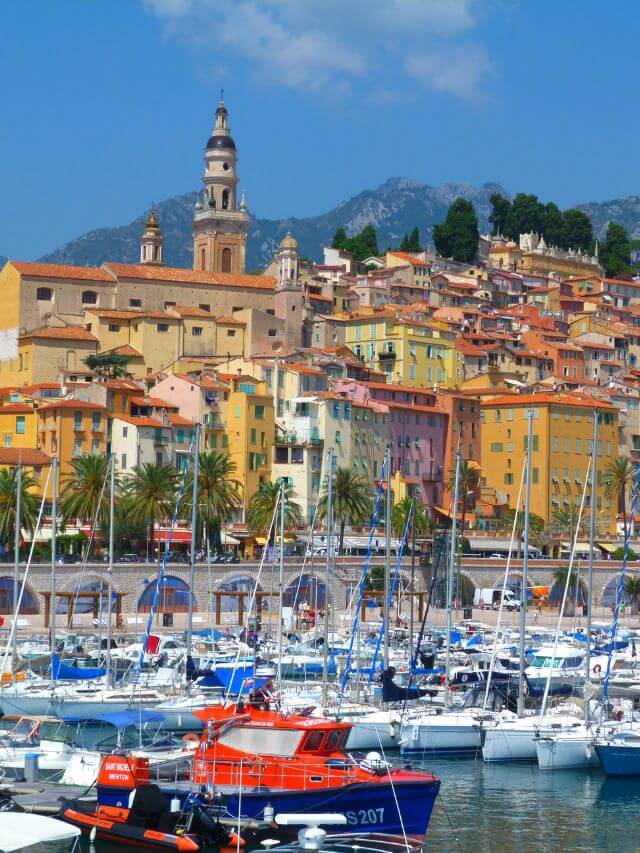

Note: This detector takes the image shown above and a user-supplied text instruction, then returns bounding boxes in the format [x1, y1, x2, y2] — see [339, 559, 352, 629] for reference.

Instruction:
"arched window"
[138, 575, 196, 613]
[0, 577, 38, 614]
[66, 350, 76, 370]
[221, 248, 232, 274]
[284, 574, 326, 609]
[36, 287, 52, 302]
[153, 245, 158, 260]
[218, 576, 262, 613]
[56, 576, 116, 614]
[82, 290, 97, 305]
[201, 248, 206, 270]
[222, 189, 230, 210]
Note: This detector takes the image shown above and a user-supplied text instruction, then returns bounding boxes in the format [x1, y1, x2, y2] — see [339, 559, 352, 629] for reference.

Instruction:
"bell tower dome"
[140, 211, 163, 266]
[193, 94, 250, 274]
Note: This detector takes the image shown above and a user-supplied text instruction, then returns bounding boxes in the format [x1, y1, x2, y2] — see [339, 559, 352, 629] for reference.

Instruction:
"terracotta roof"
[170, 373, 229, 390]
[131, 396, 179, 410]
[173, 305, 216, 319]
[22, 326, 98, 342]
[88, 309, 142, 320]
[215, 315, 247, 326]
[0, 447, 52, 466]
[143, 310, 181, 321]
[103, 378, 143, 390]
[113, 415, 165, 428]
[282, 362, 325, 376]
[9, 261, 113, 281]
[105, 263, 276, 290]
[168, 413, 195, 427]
[103, 344, 143, 358]
[308, 293, 333, 302]
[481, 392, 616, 410]
[0, 404, 35, 414]
[388, 252, 429, 267]
[20, 384, 62, 395]
[38, 400, 105, 411]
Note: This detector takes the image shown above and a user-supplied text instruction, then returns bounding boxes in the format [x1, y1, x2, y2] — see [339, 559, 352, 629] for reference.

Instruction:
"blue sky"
[3, 0, 640, 259]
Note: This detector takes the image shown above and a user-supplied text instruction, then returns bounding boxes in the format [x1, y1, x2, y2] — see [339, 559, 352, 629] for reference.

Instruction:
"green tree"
[332, 227, 348, 250]
[357, 224, 379, 259]
[446, 460, 480, 533]
[488, 192, 511, 236]
[561, 208, 593, 252]
[0, 468, 38, 552]
[504, 193, 545, 240]
[602, 456, 636, 542]
[319, 467, 372, 554]
[495, 507, 546, 556]
[247, 480, 302, 539]
[551, 565, 585, 614]
[600, 222, 632, 278]
[183, 451, 242, 552]
[391, 496, 430, 539]
[548, 504, 589, 542]
[400, 233, 410, 251]
[123, 463, 179, 557]
[542, 202, 564, 247]
[625, 574, 640, 614]
[84, 353, 133, 378]
[433, 198, 479, 262]
[407, 227, 421, 253]
[60, 455, 116, 556]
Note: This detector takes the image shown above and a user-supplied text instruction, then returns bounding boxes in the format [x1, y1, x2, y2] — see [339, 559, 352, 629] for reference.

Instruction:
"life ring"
[182, 733, 200, 744]
[593, 664, 602, 675]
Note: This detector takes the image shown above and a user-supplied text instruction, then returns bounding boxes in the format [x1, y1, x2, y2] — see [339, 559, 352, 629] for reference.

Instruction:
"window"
[552, 436, 559, 452]
[73, 437, 83, 457]
[563, 437, 570, 453]
[192, 327, 203, 337]
[227, 329, 236, 338]
[92, 413, 100, 430]
[575, 438, 581, 453]
[164, 301, 176, 309]
[122, 426, 128, 438]
[254, 405, 265, 420]
[523, 435, 539, 451]
[3, 434, 11, 447]
[74, 411, 82, 429]
[157, 323, 169, 333]
[490, 442, 503, 453]
[221, 247, 232, 272]
[532, 467, 539, 484]
[129, 298, 142, 308]
[15, 416, 25, 435]
[504, 473, 514, 485]
[36, 287, 52, 301]
[222, 434, 228, 448]
[335, 430, 342, 443]
[494, 411, 502, 422]
[91, 439, 99, 453]
[268, 329, 277, 337]
[108, 323, 120, 332]
[250, 428, 256, 444]
[177, 429, 184, 443]
[409, 364, 416, 380]
[82, 290, 97, 305]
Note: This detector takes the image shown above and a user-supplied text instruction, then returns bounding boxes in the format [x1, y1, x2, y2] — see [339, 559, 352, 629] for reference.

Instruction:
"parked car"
[120, 553, 142, 563]
[225, 553, 240, 563]
[58, 554, 77, 564]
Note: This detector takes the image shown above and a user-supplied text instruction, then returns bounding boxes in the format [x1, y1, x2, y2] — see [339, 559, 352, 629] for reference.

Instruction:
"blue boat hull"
[596, 744, 640, 776]
[224, 779, 440, 836]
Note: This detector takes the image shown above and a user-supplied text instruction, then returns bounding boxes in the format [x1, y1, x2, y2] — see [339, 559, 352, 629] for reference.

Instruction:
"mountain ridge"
[31, 178, 640, 271]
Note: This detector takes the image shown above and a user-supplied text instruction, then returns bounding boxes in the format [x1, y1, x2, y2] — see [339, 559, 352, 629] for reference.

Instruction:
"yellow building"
[342, 311, 457, 389]
[0, 403, 38, 452]
[37, 400, 107, 483]
[480, 392, 618, 534]
[0, 447, 53, 498]
[0, 326, 98, 386]
[217, 374, 274, 519]
[385, 252, 431, 289]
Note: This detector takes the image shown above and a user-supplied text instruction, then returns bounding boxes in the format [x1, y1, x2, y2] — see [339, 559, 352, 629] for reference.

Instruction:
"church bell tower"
[193, 95, 250, 274]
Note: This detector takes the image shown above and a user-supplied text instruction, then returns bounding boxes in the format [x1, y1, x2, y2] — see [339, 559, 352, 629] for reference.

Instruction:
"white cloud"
[143, 0, 491, 101]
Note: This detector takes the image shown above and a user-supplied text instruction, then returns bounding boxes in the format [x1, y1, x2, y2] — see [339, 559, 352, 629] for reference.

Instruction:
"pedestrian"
[435, 598, 441, 610]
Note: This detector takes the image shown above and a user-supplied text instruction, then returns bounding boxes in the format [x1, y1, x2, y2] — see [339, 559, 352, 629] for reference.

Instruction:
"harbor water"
[50, 756, 640, 853]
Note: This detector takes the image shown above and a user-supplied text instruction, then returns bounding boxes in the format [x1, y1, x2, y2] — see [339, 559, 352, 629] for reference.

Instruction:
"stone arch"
[57, 573, 118, 614]
[221, 247, 232, 273]
[599, 573, 627, 609]
[221, 189, 230, 210]
[284, 572, 328, 610]
[138, 574, 198, 613]
[0, 575, 40, 614]
[215, 573, 263, 613]
[433, 569, 476, 606]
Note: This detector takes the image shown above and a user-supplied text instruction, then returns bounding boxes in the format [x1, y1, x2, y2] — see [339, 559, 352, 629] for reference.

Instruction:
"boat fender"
[183, 733, 200, 744]
[229, 833, 245, 847]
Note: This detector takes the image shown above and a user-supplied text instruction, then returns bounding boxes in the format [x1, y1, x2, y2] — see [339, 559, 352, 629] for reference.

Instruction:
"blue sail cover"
[52, 654, 106, 681]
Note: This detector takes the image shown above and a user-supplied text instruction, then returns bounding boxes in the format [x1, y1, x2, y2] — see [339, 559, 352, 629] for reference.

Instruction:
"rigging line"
[482, 461, 526, 710]
[338, 452, 388, 702]
[135, 431, 197, 683]
[0, 466, 52, 680]
[223, 491, 280, 705]
[540, 457, 591, 717]
[601, 461, 640, 708]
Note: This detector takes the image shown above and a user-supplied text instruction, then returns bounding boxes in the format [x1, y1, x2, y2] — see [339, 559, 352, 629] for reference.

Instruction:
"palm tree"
[318, 467, 372, 555]
[549, 504, 589, 542]
[60, 455, 115, 554]
[625, 574, 640, 615]
[184, 451, 242, 551]
[247, 480, 302, 540]
[602, 457, 636, 543]
[552, 565, 585, 615]
[123, 463, 179, 557]
[391, 496, 430, 540]
[496, 507, 546, 558]
[0, 468, 38, 552]
[446, 460, 480, 533]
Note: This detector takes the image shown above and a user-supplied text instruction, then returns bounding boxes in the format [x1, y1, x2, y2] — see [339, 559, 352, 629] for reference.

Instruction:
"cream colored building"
[0, 325, 98, 386]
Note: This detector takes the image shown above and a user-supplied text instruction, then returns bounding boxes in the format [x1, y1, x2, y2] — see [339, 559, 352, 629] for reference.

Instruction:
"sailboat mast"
[186, 423, 201, 654]
[518, 409, 534, 717]
[444, 449, 461, 712]
[322, 447, 334, 706]
[383, 443, 392, 670]
[12, 465, 22, 665]
[50, 457, 58, 654]
[106, 453, 115, 688]
[277, 477, 286, 684]
[585, 409, 599, 726]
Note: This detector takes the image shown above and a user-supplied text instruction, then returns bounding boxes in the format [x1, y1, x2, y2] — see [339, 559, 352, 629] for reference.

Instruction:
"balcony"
[378, 348, 396, 360]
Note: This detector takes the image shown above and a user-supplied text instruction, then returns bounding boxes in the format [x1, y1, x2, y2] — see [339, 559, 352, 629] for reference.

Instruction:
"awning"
[597, 542, 618, 554]
[468, 460, 481, 470]
[432, 505, 454, 519]
[255, 536, 267, 546]
[290, 396, 318, 405]
[221, 531, 240, 545]
[156, 530, 191, 543]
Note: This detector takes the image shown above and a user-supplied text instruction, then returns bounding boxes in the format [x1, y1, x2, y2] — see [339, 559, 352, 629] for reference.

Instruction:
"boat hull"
[223, 778, 440, 836]
[482, 726, 537, 762]
[535, 733, 599, 770]
[596, 744, 640, 776]
[400, 715, 483, 756]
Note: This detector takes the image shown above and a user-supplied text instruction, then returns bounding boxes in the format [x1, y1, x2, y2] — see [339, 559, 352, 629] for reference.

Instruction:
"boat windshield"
[531, 657, 564, 668]
[217, 725, 304, 757]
